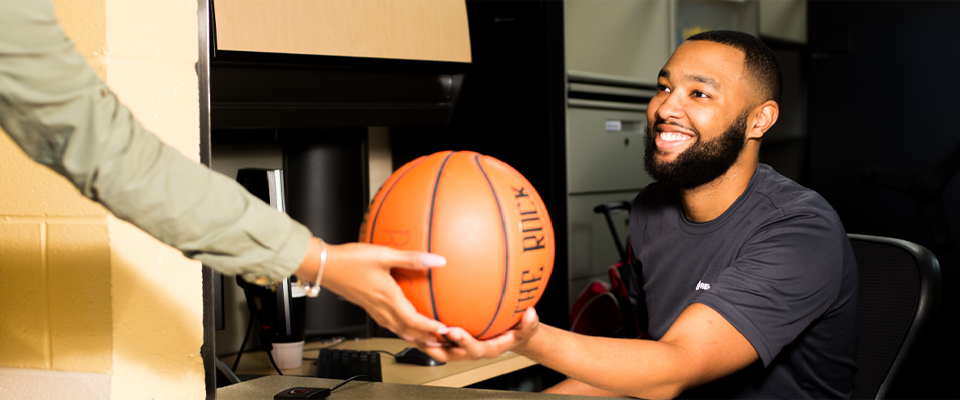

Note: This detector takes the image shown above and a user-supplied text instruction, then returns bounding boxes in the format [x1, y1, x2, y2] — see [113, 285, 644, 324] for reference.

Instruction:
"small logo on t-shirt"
[695, 280, 711, 291]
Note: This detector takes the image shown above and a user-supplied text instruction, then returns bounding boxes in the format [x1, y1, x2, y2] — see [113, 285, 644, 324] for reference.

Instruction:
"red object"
[360, 151, 555, 340]
[569, 263, 640, 338]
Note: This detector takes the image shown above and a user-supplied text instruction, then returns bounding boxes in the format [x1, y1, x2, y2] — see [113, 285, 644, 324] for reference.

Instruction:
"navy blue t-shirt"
[629, 164, 858, 398]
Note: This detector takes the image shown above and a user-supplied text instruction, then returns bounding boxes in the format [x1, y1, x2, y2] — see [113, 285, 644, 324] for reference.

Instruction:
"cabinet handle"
[605, 120, 643, 133]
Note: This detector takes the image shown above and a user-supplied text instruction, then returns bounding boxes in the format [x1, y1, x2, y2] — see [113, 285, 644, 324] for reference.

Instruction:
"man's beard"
[643, 111, 748, 190]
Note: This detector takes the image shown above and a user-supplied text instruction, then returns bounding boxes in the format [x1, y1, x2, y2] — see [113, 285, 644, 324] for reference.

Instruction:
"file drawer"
[567, 106, 653, 193]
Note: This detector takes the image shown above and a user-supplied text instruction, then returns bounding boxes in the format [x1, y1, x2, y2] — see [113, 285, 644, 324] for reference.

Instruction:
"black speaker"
[283, 132, 370, 337]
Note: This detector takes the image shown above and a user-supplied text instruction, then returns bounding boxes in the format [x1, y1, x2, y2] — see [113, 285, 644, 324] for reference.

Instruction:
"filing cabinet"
[566, 107, 648, 193]
[564, 74, 655, 309]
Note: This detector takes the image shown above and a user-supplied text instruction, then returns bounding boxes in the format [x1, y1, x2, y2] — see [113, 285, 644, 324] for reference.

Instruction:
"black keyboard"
[315, 349, 382, 382]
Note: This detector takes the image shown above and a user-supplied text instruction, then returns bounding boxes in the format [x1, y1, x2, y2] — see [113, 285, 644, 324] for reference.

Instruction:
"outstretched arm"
[0, 0, 308, 282]
[542, 378, 627, 397]
[0, 0, 449, 345]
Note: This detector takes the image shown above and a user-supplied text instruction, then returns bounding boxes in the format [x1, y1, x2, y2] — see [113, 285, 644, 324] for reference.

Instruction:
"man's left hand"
[419, 307, 541, 362]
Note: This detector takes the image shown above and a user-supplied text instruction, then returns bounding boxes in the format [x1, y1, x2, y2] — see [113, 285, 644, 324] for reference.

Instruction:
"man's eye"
[658, 84, 671, 93]
[692, 90, 709, 98]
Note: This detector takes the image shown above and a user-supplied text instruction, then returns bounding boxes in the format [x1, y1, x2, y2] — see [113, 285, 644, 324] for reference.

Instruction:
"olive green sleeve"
[0, 0, 310, 283]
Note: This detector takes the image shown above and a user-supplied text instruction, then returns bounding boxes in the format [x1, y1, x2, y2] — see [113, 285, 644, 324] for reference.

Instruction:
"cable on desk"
[232, 312, 256, 372]
[329, 375, 375, 392]
[215, 357, 242, 385]
[373, 350, 395, 358]
[267, 349, 284, 376]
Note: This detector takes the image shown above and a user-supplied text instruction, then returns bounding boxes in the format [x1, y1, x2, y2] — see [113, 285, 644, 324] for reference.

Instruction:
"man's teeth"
[659, 132, 690, 142]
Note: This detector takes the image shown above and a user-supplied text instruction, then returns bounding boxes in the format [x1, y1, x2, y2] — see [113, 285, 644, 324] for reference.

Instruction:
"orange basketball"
[359, 151, 554, 340]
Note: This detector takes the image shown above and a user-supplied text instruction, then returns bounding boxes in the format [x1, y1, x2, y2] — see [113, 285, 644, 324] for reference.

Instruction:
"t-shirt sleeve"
[694, 212, 845, 366]
[0, 0, 311, 283]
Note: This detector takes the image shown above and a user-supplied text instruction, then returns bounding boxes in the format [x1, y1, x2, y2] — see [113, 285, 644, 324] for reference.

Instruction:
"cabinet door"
[567, 107, 653, 194]
[564, 0, 671, 85]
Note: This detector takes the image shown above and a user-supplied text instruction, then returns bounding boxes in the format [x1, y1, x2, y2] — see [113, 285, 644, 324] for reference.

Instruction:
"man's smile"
[654, 125, 696, 153]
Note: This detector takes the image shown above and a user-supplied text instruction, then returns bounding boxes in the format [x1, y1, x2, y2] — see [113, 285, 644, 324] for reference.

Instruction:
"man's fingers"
[427, 327, 516, 361]
[521, 306, 538, 327]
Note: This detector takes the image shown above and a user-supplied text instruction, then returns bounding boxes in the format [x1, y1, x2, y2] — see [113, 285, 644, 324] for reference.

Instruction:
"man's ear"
[747, 100, 779, 140]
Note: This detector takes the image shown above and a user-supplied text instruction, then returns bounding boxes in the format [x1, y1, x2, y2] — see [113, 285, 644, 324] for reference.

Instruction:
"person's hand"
[295, 239, 448, 347]
[419, 306, 541, 363]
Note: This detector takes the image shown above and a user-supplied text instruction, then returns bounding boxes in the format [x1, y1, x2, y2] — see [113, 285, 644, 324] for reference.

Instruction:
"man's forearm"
[518, 323, 691, 399]
[543, 378, 629, 397]
[516, 303, 759, 399]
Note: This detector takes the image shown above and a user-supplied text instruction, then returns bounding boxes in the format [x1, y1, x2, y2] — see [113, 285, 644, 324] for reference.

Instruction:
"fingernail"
[426, 340, 442, 347]
[420, 253, 447, 267]
[437, 326, 453, 335]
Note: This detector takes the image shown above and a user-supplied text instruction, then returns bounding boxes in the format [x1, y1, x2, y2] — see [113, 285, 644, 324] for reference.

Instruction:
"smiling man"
[426, 31, 858, 399]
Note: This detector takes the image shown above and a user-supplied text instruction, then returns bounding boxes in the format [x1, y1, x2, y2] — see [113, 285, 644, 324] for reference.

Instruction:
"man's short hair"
[686, 30, 782, 104]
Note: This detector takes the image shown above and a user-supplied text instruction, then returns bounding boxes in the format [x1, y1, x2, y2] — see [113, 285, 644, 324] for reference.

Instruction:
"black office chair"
[849, 234, 942, 399]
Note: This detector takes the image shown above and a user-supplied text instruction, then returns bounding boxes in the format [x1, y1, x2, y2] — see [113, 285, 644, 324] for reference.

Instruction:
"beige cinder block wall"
[0, 1, 204, 399]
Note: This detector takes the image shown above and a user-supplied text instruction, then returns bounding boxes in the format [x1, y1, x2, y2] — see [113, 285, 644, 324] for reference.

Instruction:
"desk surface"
[221, 338, 537, 388]
[218, 376, 604, 400]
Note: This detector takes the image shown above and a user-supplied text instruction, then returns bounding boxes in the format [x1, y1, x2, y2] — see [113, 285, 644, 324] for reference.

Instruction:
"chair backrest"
[849, 234, 941, 399]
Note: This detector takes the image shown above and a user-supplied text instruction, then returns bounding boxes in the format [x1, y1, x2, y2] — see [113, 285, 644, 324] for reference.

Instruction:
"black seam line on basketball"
[368, 156, 428, 244]
[428, 151, 455, 322]
[473, 154, 509, 339]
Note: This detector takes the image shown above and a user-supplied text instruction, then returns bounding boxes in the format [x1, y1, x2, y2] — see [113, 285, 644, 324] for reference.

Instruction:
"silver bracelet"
[297, 239, 326, 297]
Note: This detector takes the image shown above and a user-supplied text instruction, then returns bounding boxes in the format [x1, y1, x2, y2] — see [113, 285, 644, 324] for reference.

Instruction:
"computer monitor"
[235, 168, 306, 345]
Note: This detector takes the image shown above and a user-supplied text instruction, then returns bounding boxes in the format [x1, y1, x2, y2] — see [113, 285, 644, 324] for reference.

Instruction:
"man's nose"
[654, 92, 684, 121]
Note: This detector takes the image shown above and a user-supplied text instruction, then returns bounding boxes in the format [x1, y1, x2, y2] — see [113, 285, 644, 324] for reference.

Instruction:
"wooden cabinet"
[213, 0, 471, 62]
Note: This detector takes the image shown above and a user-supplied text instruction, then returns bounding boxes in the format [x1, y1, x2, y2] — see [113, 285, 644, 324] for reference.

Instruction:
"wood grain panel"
[214, 0, 471, 63]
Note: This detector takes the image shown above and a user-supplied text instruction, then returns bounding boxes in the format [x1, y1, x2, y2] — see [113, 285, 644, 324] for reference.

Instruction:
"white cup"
[270, 340, 305, 369]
